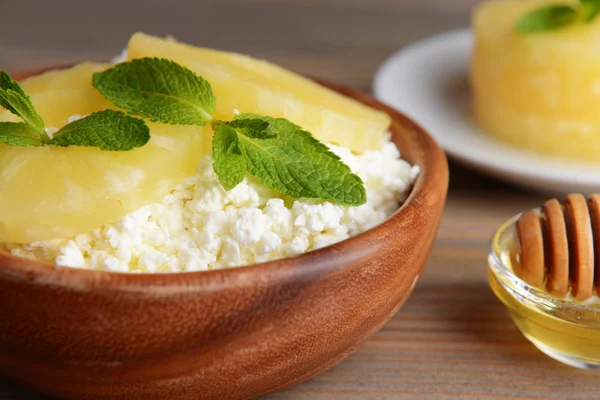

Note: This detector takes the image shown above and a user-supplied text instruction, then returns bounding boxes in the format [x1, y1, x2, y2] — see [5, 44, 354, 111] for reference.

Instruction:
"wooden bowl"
[0, 69, 449, 400]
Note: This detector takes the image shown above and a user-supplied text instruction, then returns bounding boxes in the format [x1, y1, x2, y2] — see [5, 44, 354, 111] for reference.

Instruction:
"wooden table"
[2, 0, 599, 398]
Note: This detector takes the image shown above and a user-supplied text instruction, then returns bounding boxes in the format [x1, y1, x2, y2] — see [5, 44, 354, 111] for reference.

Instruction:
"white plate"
[373, 28, 600, 196]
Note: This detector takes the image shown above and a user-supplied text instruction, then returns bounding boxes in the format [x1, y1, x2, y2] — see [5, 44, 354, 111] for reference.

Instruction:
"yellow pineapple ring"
[127, 33, 391, 152]
[472, 0, 600, 161]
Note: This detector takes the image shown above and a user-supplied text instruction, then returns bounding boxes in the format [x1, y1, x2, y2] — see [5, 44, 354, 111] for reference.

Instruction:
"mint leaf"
[0, 72, 45, 132]
[0, 89, 44, 130]
[93, 58, 215, 126]
[213, 124, 246, 190]
[232, 115, 366, 206]
[0, 122, 43, 147]
[228, 117, 278, 139]
[0, 71, 27, 98]
[581, 0, 600, 21]
[516, 5, 578, 33]
[50, 110, 150, 151]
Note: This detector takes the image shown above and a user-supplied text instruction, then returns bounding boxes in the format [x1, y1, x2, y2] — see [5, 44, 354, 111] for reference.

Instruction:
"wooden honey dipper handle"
[512, 194, 600, 301]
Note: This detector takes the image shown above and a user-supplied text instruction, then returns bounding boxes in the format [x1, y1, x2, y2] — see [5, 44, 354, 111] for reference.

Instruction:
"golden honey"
[488, 215, 600, 369]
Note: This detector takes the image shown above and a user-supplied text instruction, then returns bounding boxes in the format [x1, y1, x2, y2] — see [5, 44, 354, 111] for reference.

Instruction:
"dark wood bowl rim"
[0, 65, 448, 293]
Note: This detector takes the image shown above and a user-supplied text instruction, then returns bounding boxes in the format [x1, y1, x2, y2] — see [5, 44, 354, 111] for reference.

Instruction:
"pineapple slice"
[2, 88, 117, 127]
[472, 0, 600, 161]
[0, 68, 210, 243]
[0, 88, 115, 127]
[0, 124, 208, 243]
[127, 33, 391, 152]
[1, 63, 115, 126]
[20, 62, 110, 94]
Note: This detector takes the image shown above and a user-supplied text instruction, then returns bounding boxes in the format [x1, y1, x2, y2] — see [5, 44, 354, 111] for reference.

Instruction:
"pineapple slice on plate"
[472, 0, 600, 161]
[0, 66, 210, 243]
[127, 33, 391, 152]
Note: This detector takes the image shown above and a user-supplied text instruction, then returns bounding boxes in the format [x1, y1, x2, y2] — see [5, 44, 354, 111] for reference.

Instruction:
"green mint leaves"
[517, 1, 600, 33]
[92, 58, 215, 126]
[212, 116, 366, 205]
[0, 122, 44, 147]
[0, 71, 150, 151]
[94, 58, 367, 205]
[0, 71, 45, 131]
[230, 115, 366, 205]
[582, 0, 600, 21]
[0, 71, 48, 144]
[516, 5, 578, 33]
[49, 110, 150, 150]
[213, 123, 247, 190]
[228, 118, 278, 139]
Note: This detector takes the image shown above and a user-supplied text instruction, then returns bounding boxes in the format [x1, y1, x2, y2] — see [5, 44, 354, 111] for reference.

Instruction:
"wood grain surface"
[1, 0, 596, 399]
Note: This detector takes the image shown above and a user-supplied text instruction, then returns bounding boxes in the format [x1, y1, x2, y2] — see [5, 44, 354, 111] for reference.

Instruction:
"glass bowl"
[488, 213, 600, 369]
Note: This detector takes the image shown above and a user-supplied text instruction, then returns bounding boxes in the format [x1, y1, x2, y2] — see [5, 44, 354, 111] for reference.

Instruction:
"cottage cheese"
[2, 136, 418, 272]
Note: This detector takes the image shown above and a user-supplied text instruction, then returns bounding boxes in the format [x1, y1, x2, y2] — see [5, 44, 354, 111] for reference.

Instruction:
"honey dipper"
[512, 194, 600, 301]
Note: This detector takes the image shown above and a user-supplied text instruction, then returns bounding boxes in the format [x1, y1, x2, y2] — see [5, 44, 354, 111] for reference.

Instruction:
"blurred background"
[1, 0, 481, 91]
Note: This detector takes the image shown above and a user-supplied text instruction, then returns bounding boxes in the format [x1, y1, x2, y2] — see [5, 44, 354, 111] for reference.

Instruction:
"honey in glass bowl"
[488, 214, 600, 369]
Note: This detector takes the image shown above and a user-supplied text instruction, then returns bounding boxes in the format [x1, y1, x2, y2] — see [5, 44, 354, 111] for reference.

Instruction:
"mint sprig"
[0, 71, 150, 151]
[92, 58, 216, 126]
[50, 110, 150, 150]
[228, 115, 366, 205]
[582, 0, 600, 21]
[94, 58, 367, 205]
[228, 118, 278, 139]
[517, 1, 600, 33]
[213, 123, 247, 190]
[0, 71, 47, 141]
[0, 72, 43, 127]
[0, 122, 43, 147]
[516, 5, 578, 33]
